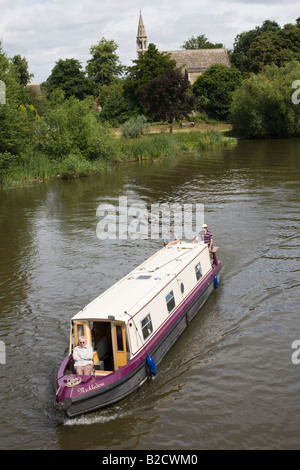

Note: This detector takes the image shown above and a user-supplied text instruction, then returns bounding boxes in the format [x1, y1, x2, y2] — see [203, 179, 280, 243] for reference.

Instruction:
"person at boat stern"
[73, 336, 93, 375]
[193, 224, 213, 251]
[163, 229, 179, 246]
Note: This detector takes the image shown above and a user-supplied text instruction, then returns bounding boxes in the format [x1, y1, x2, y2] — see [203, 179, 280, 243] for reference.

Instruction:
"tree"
[249, 24, 300, 73]
[0, 43, 36, 157]
[98, 84, 132, 125]
[45, 58, 93, 100]
[124, 43, 177, 111]
[230, 61, 300, 138]
[86, 38, 124, 90]
[139, 69, 196, 132]
[231, 20, 281, 73]
[10, 55, 33, 86]
[181, 34, 223, 49]
[193, 64, 242, 120]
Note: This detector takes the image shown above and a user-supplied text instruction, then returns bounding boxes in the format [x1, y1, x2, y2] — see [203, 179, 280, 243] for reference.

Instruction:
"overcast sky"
[0, 0, 299, 83]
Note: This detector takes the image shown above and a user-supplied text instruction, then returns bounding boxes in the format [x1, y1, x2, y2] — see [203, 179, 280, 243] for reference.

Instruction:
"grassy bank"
[0, 126, 236, 186]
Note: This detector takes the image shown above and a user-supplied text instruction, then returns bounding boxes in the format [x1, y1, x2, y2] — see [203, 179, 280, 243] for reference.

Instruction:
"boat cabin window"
[195, 262, 202, 281]
[166, 290, 175, 314]
[141, 313, 153, 340]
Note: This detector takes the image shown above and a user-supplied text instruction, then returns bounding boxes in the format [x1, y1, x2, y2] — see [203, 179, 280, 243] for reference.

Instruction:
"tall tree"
[45, 58, 93, 100]
[193, 64, 242, 120]
[86, 38, 124, 90]
[249, 24, 300, 73]
[124, 43, 177, 111]
[231, 20, 281, 73]
[139, 69, 196, 132]
[181, 34, 223, 49]
[10, 55, 33, 86]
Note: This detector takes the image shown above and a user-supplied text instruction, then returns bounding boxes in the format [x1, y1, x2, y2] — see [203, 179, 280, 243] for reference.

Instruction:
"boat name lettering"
[77, 382, 105, 394]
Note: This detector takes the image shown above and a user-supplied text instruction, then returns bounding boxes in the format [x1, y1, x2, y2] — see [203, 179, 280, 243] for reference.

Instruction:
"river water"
[0, 138, 299, 450]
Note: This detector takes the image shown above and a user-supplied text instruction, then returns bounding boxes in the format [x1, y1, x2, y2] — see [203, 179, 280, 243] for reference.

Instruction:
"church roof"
[167, 48, 231, 72]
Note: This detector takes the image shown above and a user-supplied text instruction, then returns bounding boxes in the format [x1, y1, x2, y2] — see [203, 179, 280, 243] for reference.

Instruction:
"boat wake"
[63, 407, 131, 426]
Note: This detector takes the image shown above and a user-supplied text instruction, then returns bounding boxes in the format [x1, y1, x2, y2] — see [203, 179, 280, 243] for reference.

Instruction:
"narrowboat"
[54, 241, 221, 418]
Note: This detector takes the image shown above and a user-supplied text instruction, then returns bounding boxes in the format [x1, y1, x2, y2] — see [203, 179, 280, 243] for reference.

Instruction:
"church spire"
[136, 10, 148, 57]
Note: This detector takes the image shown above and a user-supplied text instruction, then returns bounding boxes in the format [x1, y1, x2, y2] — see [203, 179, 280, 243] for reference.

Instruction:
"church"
[136, 10, 231, 84]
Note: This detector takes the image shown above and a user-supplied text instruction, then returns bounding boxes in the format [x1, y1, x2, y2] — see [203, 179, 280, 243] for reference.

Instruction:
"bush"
[38, 96, 119, 161]
[59, 153, 93, 179]
[120, 115, 150, 138]
[230, 61, 300, 137]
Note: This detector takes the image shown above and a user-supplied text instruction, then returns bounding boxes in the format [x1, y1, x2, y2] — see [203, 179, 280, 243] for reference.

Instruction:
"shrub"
[120, 115, 150, 138]
[38, 96, 119, 161]
[230, 61, 300, 137]
[59, 153, 93, 179]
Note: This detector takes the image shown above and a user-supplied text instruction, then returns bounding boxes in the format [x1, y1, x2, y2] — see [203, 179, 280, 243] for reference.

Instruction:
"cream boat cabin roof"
[72, 242, 212, 326]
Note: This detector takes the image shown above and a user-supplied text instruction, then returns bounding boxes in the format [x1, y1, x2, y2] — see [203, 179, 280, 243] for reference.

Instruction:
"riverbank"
[0, 124, 236, 187]
[113, 121, 232, 136]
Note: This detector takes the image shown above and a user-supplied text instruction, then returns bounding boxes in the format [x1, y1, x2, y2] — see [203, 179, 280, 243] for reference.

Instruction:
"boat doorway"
[91, 321, 128, 373]
[91, 321, 113, 372]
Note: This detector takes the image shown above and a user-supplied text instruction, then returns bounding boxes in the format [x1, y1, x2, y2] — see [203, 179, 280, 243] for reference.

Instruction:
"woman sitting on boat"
[73, 336, 93, 376]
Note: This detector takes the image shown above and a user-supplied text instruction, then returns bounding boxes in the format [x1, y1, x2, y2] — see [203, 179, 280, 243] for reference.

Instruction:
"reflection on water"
[0, 139, 300, 449]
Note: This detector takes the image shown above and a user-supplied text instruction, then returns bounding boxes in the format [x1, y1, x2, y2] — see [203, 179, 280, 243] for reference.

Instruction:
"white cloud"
[0, 0, 299, 83]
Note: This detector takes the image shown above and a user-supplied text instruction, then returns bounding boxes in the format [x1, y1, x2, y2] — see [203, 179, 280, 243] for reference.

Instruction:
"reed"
[1, 152, 58, 184]
[118, 129, 236, 161]
[1, 129, 236, 185]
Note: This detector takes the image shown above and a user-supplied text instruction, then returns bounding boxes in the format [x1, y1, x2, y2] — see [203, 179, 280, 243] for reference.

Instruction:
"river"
[0, 138, 299, 450]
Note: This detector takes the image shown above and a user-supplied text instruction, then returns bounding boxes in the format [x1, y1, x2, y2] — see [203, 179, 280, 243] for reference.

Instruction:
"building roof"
[26, 83, 42, 96]
[168, 48, 231, 71]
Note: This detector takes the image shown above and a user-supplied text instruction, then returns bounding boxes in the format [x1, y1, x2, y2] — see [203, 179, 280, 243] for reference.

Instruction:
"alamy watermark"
[291, 81, 300, 105]
[0, 341, 6, 365]
[96, 197, 205, 240]
[291, 340, 300, 364]
[0, 80, 6, 105]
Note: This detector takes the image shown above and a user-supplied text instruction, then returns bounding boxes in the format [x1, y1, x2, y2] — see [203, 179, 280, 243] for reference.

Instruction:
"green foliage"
[231, 20, 281, 73]
[139, 69, 196, 131]
[120, 115, 150, 138]
[10, 54, 33, 86]
[118, 130, 236, 161]
[86, 38, 124, 91]
[38, 96, 119, 160]
[230, 61, 300, 138]
[44, 58, 93, 100]
[181, 34, 223, 49]
[0, 102, 37, 156]
[59, 153, 93, 179]
[193, 64, 242, 120]
[98, 84, 133, 125]
[249, 24, 300, 73]
[124, 43, 177, 110]
[0, 152, 20, 182]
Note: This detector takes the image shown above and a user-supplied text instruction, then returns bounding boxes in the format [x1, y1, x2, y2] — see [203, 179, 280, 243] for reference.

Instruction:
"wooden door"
[112, 323, 127, 370]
